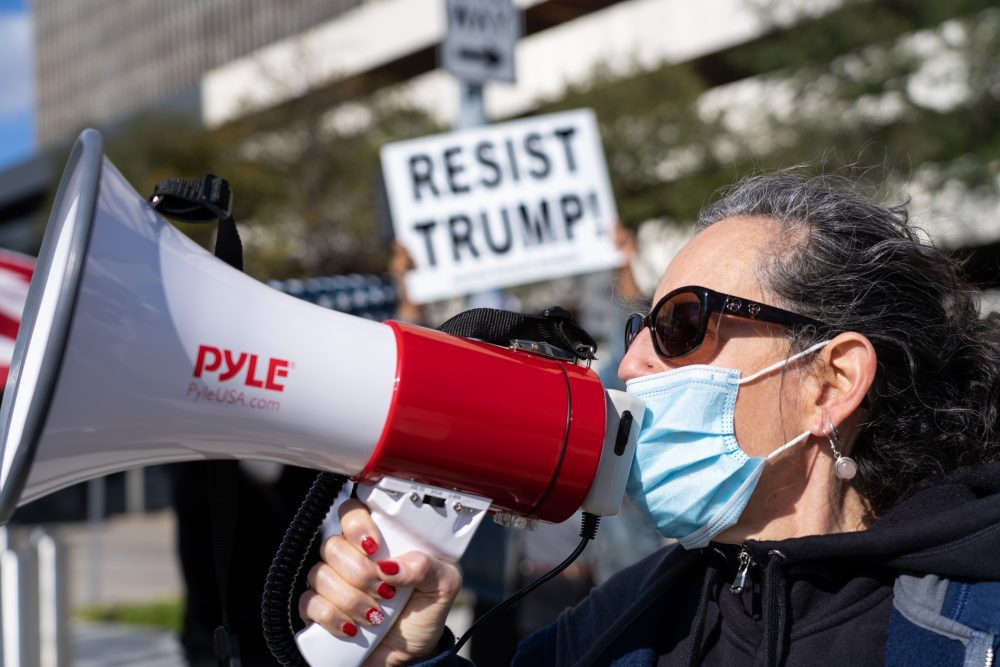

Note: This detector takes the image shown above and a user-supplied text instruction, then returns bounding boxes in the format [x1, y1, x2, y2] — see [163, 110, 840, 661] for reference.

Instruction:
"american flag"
[0, 250, 35, 387]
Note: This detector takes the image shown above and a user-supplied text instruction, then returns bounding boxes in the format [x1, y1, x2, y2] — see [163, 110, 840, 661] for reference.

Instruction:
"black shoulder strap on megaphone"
[437, 305, 598, 361]
[150, 174, 243, 270]
[151, 175, 243, 667]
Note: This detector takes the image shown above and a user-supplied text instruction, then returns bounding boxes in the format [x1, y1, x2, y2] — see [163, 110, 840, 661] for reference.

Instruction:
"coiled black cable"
[262, 471, 349, 666]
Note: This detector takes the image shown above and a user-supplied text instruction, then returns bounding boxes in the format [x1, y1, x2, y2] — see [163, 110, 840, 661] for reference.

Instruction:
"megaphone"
[0, 130, 643, 665]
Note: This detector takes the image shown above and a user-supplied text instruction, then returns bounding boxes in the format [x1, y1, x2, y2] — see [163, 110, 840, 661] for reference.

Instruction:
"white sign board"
[441, 0, 518, 84]
[381, 109, 622, 304]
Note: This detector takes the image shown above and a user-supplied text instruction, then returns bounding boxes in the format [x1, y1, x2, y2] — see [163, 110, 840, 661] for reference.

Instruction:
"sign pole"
[457, 81, 487, 130]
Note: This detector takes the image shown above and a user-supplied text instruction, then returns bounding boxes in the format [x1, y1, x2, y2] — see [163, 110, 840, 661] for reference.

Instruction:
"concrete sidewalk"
[73, 622, 183, 667]
[52, 511, 185, 666]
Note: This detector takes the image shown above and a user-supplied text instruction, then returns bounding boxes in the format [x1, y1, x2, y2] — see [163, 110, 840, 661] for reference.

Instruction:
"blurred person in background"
[299, 170, 1000, 666]
[172, 461, 317, 666]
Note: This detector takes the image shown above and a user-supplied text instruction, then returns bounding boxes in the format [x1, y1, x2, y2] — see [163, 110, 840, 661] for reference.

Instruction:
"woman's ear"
[805, 332, 877, 438]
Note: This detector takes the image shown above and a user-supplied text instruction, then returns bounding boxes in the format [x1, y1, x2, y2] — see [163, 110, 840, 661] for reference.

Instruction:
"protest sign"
[380, 109, 622, 304]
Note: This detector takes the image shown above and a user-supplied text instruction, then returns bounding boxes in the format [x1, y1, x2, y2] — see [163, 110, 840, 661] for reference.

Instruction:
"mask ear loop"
[765, 430, 811, 461]
[738, 340, 830, 385]
[825, 420, 858, 480]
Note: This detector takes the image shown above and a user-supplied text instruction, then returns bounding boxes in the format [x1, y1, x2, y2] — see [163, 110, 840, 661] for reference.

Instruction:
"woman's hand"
[298, 499, 463, 667]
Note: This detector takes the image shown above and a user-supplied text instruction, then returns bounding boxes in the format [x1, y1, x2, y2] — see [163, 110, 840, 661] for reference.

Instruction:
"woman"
[299, 172, 1000, 665]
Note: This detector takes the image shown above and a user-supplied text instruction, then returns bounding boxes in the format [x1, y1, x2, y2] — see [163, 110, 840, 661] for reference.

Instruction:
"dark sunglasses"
[625, 285, 827, 359]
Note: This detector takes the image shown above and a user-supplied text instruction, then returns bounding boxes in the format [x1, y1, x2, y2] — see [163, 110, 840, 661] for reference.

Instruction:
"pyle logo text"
[194, 345, 290, 392]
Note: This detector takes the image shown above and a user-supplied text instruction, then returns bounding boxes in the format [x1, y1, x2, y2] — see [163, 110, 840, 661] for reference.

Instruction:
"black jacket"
[423, 463, 1000, 666]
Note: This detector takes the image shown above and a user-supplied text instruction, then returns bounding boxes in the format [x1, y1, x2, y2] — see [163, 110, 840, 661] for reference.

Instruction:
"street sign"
[441, 0, 518, 84]
[381, 109, 622, 304]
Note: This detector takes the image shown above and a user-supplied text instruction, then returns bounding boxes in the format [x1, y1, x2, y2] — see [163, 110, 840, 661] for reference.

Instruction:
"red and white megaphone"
[0, 130, 643, 665]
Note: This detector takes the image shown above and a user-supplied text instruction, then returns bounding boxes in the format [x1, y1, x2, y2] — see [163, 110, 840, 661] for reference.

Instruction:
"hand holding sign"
[380, 109, 622, 304]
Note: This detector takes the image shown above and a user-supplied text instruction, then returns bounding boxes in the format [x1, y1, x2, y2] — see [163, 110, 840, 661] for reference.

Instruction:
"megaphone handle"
[295, 507, 416, 666]
[296, 477, 492, 667]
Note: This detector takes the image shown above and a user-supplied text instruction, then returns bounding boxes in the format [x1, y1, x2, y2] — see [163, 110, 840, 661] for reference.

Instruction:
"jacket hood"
[747, 462, 1000, 580]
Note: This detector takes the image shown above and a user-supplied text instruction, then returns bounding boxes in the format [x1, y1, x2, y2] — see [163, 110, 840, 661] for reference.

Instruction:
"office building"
[33, 0, 362, 148]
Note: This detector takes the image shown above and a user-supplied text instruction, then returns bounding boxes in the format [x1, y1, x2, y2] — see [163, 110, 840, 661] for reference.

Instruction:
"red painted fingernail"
[377, 560, 399, 575]
[365, 608, 385, 626]
[341, 622, 358, 637]
[360, 536, 377, 556]
[376, 582, 396, 600]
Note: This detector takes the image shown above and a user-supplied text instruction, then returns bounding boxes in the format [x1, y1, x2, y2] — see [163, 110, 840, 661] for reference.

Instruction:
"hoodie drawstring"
[759, 549, 788, 667]
[686, 551, 722, 667]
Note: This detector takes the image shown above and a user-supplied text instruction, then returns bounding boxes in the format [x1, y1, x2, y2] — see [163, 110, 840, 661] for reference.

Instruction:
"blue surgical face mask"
[625, 341, 828, 549]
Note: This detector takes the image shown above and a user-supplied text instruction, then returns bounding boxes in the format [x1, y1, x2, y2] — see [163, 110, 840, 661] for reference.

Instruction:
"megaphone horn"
[0, 130, 644, 666]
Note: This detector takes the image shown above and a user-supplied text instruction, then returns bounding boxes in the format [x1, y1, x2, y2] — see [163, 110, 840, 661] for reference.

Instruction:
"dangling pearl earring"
[825, 420, 858, 480]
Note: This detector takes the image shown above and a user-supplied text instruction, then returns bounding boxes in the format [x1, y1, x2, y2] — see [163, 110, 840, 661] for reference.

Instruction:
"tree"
[532, 0, 999, 267]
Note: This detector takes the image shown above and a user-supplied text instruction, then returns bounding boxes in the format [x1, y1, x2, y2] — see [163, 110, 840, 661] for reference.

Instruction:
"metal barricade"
[0, 526, 71, 667]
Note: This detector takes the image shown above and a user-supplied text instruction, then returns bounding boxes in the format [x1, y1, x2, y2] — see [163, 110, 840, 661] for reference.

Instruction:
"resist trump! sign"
[380, 109, 622, 304]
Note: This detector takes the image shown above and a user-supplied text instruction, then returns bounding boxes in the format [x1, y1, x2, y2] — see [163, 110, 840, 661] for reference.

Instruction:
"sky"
[0, 0, 34, 171]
